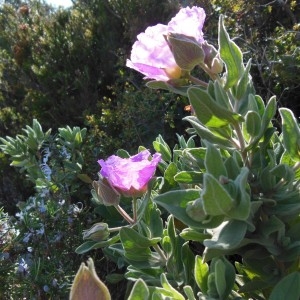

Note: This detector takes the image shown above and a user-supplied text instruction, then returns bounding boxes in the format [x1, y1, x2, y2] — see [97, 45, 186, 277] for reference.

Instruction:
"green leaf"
[246, 96, 277, 150]
[161, 162, 178, 192]
[213, 80, 231, 109]
[280, 151, 300, 180]
[204, 143, 227, 179]
[174, 171, 203, 184]
[128, 279, 150, 300]
[279, 108, 300, 161]
[270, 164, 295, 183]
[218, 15, 243, 89]
[214, 257, 236, 299]
[160, 273, 185, 300]
[269, 272, 300, 300]
[207, 272, 219, 298]
[202, 173, 234, 216]
[146, 79, 189, 96]
[182, 147, 206, 170]
[154, 190, 224, 229]
[125, 265, 163, 283]
[194, 255, 209, 294]
[184, 116, 234, 148]
[188, 87, 243, 128]
[120, 227, 161, 249]
[180, 228, 211, 242]
[116, 149, 130, 158]
[75, 234, 120, 254]
[204, 220, 247, 250]
[77, 173, 93, 183]
[245, 111, 261, 138]
[181, 242, 195, 285]
[153, 135, 172, 162]
[183, 286, 197, 300]
[166, 215, 185, 276]
[139, 199, 163, 239]
[224, 154, 242, 180]
[235, 59, 252, 100]
[214, 259, 226, 298]
[227, 167, 251, 220]
[119, 227, 162, 268]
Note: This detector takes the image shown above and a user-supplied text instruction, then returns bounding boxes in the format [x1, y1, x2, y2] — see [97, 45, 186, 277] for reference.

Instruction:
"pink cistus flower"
[126, 6, 206, 81]
[98, 150, 161, 197]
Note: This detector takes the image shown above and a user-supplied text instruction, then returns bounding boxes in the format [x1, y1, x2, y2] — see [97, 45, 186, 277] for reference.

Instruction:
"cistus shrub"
[74, 5, 300, 300]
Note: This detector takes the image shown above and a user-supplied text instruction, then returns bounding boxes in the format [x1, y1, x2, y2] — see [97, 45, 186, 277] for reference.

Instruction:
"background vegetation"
[0, 0, 299, 298]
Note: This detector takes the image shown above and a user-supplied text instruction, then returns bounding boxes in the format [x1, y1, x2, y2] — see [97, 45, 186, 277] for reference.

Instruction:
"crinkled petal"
[126, 61, 169, 81]
[126, 6, 206, 81]
[126, 24, 177, 81]
[98, 151, 161, 196]
[168, 6, 206, 43]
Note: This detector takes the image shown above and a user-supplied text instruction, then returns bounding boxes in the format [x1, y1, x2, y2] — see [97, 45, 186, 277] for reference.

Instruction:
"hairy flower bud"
[69, 258, 111, 300]
[186, 198, 207, 222]
[92, 176, 121, 206]
[166, 33, 204, 71]
[202, 41, 224, 74]
[82, 223, 110, 242]
[210, 57, 224, 74]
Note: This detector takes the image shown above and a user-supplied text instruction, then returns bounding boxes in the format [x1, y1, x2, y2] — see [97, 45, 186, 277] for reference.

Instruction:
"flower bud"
[82, 223, 110, 242]
[210, 57, 224, 74]
[202, 41, 218, 68]
[186, 198, 207, 222]
[166, 33, 205, 71]
[69, 258, 111, 300]
[201, 41, 224, 74]
[92, 176, 120, 206]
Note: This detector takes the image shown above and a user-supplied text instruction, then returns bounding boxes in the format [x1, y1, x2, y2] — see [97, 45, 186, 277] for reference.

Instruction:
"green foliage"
[0, 1, 299, 299]
[0, 119, 87, 196]
[0, 119, 98, 298]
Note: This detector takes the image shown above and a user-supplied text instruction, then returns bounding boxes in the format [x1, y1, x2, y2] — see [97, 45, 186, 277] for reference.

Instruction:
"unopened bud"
[186, 198, 207, 222]
[166, 33, 204, 71]
[202, 41, 218, 68]
[201, 41, 224, 74]
[83, 223, 110, 242]
[92, 176, 120, 206]
[69, 258, 111, 300]
[210, 57, 224, 74]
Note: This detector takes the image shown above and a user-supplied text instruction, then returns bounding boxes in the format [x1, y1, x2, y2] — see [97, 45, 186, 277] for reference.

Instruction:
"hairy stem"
[114, 204, 135, 225]
[188, 74, 208, 88]
[153, 244, 167, 265]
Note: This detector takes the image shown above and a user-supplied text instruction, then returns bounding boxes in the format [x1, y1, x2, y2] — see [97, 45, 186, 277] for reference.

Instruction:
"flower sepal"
[92, 176, 121, 206]
[202, 41, 224, 74]
[166, 33, 205, 71]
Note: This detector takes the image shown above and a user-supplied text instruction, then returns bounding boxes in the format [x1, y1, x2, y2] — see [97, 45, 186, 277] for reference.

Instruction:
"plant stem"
[188, 74, 208, 88]
[132, 197, 138, 223]
[293, 161, 300, 172]
[233, 122, 249, 166]
[109, 225, 131, 232]
[153, 244, 167, 265]
[114, 204, 135, 225]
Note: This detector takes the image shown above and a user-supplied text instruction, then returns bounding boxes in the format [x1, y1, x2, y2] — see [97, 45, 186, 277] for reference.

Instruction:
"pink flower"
[168, 6, 205, 44]
[126, 6, 206, 81]
[98, 150, 161, 197]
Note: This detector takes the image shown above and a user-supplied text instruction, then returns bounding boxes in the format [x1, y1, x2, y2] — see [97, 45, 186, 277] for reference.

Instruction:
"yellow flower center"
[164, 65, 182, 79]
